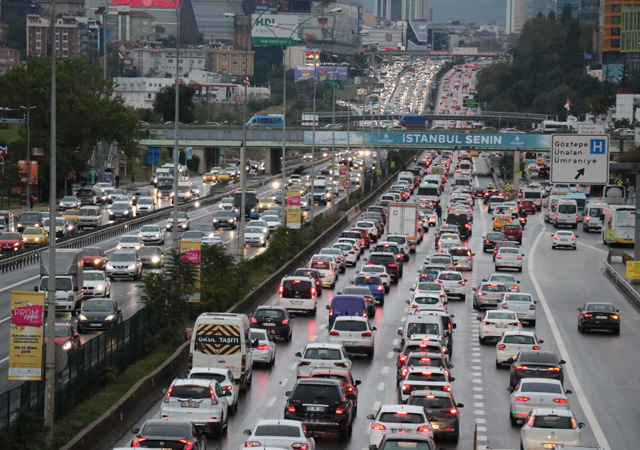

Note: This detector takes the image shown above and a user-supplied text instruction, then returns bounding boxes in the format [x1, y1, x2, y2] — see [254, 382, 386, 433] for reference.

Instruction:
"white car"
[407, 294, 447, 312]
[496, 331, 543, 366]
[397, 366, 454, 403]
[367, 404, 434, 448]
[495, 247, 524, 272]
[485, 273, 520, 292]
[263, 215, 282, 230]
[448, 247, 474, 271]
[498, 292, 537, 325]
[308, 260, 338, 288]
[116, 234, 144, 251]
[220, 197, 234, 210]
[294, 343, 352, 378]
[478, 310, 522, 344]
[139, 224, 165, 245]
[83, 270, 112, 298]
[247, 220, 270, 238]
[244, 226, 268, 247]
[411, 282, 448, 303]
[187, 367, 239, 414]
[358, 264, 391, 292]
[327, 316, 376, 359]
[337, 237, 363, 254]
[332, 242, 358, 266]
[250, 328, 276, 367]
[202, 234, 223, 246]
[520, 408, 585, 450]
[435, 270, 466, 300]
[159, 378, 229, 435]
[551, 230, 577, 249]
[241, 419, 316, 450]
[509, 379, 570, 425]
[136, 196, 156, 213]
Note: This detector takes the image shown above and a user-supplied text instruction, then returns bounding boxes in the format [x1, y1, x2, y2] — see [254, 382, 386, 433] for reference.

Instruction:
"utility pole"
[172, 5, 181, 248]
[20, 106, 36, 201]
[44, 0, 57, 444]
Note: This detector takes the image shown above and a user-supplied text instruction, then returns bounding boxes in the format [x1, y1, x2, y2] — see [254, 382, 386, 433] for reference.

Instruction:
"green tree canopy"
[153, 83, 196, 123]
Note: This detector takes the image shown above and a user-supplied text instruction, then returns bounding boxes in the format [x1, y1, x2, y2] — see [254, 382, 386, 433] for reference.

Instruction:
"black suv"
[284, 378, 354, 441]
[367, 252, 402, 282]
[76, 188, 97, 205]
[407, 389, 464, 442]
[445, 213, 471, 239]
[482, 232, 507, 252]
[252, 306, 292, 342]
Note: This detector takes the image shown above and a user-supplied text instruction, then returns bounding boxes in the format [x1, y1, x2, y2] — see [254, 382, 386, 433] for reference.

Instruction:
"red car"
[83, 246, 107, 269]
[45, 323, 81, 353]
[518, 200, 536, 214]
[502, 223, 523, 244]
[0, 232, 24, 253]
[351, 228, 370, 248]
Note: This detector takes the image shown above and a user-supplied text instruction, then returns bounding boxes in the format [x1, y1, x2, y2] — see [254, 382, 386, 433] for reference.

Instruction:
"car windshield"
[40, 278, 72, 290]
[110, 252, 136, 262]
[83, 300, 114, 312]
[504, 334, 535, 344]
[189, 373, 226, 383]
[408, 396, 452, 409]
[520, 381, 562, 394]
[310, 261, 330, 270]
[216, 211, 235, 218]
[138, 198, 153, 204]
[482, 284, 507, 292]
[416, 283, 441, 291]
[520, 352, 558, 364]
[245, 227, 262, 234]
[342, 287, 371, 297]
[112, 204, 129, 210]
[169, 385, 210, 399]
[83, 248, 102, 256]
[378, 412, 425, 424]
[334, 320, 368, 332]
[490, 275, 515, 283]
[304, 348, 342, 360]
[54, 326, 70, 337]
[585, 303, 615, 312]
[406, 372, 447, 381]
[141, 422, 191, 437]
[183, 231, 204, 239]
[557, 231, 573, 237]
[62, 196, 76, 202]
[254, 424, 300, 437]
[0, 233, 20, 240]
[294, 269, 318, 279]
[20, 213, 41, 221]
[251, 330, 267, 341]
[407, 322, 440, 336]
[291, 384, 341, 403]
[141, 226, 160, 232]
[120, 236, 138, 243]
[504, 294, 532, 302]
[532, 415, 574, 429]
[414, 296, 440, 305]
[500, 249, 519, 255]
[558, 204, 576, 214]
[486, 312, 516, 320]
[439, 272, 462, 281]
[355, 276, 380, 285]
[254, 308, 286, 319]
[84, 272, 105, 281]
[449, 248, 469, 256]
[282, 280, 312, 298]
[138, 248, 159, 256]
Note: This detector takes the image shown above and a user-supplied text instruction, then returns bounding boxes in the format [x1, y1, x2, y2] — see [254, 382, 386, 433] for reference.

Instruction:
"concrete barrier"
[603, 260, 640, 312]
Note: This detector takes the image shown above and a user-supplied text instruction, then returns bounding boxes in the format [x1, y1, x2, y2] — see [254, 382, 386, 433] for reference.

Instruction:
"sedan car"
[577, 302, 621, 335]
[252, 305, 292, 342]
[241, 419, 316, 450]
[139, 224, 165, 245]
[521, 408, 585, 450]
[406, 389, 463, 442]
[105, 250, 142, 280]
[244, 226, 268, 247]
[552, 230, 577, 249]
[137, 246, 164, 268]
[509, 351, 566, 387]
[436, 270, 466, 300]
[116, 234, 144, 251]
[0, 232, 24, 253]
[77, 298, 122, 333]
[478, 310, 522, 343]
[22, 227, 49, 247]
[407, 294, 447, 312]
[212, 210, 237, 229]
[251, 327, 276, 367]
[485, 273, 520, 292]
[473, 282, 510, 310]
[496, 331, 543, 366]
[508, 379, 570, 425]
[83, 270, 112, 298]
[367, 404, 433, 448]
[499, 292, 537, 325]
[295, 343, 351, 378]
[495, 247, 524, 272]
[82, 246, 107, 270]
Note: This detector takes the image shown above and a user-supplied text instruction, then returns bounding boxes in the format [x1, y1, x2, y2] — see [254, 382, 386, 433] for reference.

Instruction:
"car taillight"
[329, 331, 340, 336]
[401, 367, 409, 377]
[416, 425, 431, 432]
[402, 384, 410, 392]
[361, 332, 372, 337]
[517, 255, 522, 260]
[498, 344, 506, 350]
[571, 417, 578, 429]
[244, 441, 262, 447]
[532, 345, 540, 351]
[458, 280, 465, 285]
[389, 263, 397, 267]
[132, 438, 146, 447]
[549, 367, 562, 372]
[582, 313, 592, 318]
[553, 398, 568, 404]
[287, 402, 296, 412]
[251, 317, 257, 324]
[477, 292, 486, 296]
[527, 415, 535, 427]
[516, 365, 529, 371]
[278, 286, 284, 298]
[515, 396, 530, 402]
[444, 385, 452, 392]
[310, 288, 316, 300]
[335, 406, 345, 414]
[222, 385, 232, 391]
[377, 285, 384, 291]
[163, 385, 174, 403]
[399, 354, 407, 363]
[210, 386, 219, 405]
[257, 344, 270, 350]
[496, 255, 502, 259]
[281, 318, 290, 326]
[334, 362, 347, 367]
[292, 443, 309, 450]
[448, 408, 459, 415]
[612, 314, 620, 320]
[372, 423, 386, 430]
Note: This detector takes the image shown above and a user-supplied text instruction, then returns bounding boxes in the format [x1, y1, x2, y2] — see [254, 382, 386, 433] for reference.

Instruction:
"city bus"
[246, 115, 284, 128]
[602, 205, 635, 245]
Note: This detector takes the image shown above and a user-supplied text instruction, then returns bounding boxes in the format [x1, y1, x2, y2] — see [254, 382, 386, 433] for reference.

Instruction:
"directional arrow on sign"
[575, 168, 585, 180]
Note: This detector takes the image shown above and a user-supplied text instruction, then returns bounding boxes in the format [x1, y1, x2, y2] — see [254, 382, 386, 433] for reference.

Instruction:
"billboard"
[294, 66, 348, 82]
[286, 190, 302, 229]
[252, 14, 299, 46]
[9, 291, 45, 381]
[180, 239, 201, 302]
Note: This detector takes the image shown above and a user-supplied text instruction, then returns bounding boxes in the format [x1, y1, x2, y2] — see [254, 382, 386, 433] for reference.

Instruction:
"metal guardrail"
[309, 110, 554, 122]
[0, 158, 316, 275]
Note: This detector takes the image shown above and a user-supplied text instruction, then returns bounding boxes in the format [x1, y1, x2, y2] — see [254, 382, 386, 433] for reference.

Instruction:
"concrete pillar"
[264, 148, 282, 175]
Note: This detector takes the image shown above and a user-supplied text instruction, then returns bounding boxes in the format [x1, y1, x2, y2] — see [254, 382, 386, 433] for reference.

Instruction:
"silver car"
[105, 250, 142, 280]
[494, 247, 524, 272]
[509, 379, 570, 425]
[139, 224, 165, 245]
[327, 316, 376, 359]
[244, 226, 268, 247]
[498, 292, 537, 325]
[242, 419, 315, 450]
[473, 281, 509, 310]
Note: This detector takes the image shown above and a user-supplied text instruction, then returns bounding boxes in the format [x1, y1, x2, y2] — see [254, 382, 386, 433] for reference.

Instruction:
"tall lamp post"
[172, 2, 181, 248]
[20, 106, 36, 202]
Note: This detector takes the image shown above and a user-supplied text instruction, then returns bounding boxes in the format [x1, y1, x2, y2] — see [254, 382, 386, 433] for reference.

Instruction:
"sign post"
[9, 291, 45, 380]
[550, 135, 609, 184]
[179, 240, 201, 302]
[286, 190, 302, 229]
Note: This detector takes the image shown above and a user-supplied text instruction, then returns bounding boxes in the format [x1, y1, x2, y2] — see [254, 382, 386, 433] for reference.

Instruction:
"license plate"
[89, 323, 101, 327]
[432, 424, 440, 430]
[391, 429, 410, 433]
[180, 401, 200, 408]
[516, 313, 526, 318]
[596, 315, 607, 319]
[307, 406, 324, 412]
[264, 323, 276, 327]
[344, 341, 359, 346]
[496, 323, 508, 328]
[292, 300, 304, 305]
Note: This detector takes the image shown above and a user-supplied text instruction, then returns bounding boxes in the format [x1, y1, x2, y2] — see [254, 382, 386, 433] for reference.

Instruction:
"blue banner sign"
[146, 147, 160, 165]
[303, 131, 551, 150]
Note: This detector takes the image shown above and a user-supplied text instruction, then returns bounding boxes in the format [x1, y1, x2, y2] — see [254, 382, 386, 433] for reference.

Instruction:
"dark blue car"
[351, 275, 385, 304]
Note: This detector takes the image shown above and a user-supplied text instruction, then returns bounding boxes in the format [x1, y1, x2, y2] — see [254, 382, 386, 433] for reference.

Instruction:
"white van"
[397, 314, 444, 347]
[189, 313, 254, 391]
[554, 199, 579, 228]
[397, 171, 416, 191]
[423, 174, 443, 189]
[583, 201, 608, 232]
[278, 276, 317, 315]
[519, 186, 543, 211]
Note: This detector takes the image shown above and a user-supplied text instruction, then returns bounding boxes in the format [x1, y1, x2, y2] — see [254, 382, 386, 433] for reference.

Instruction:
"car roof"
[252, 419, 303, 427]
[171, 377, 215, 387]
[255, 305, 287, 312]
[502, 330, 536, 338]
[188, 367, 231, 376]
[333, 315, 368, 322]
[529, 407, 574, 417]
[304, 342, 344, 350]
[410, 389, 452, 399]
[518, 377, 562, 385]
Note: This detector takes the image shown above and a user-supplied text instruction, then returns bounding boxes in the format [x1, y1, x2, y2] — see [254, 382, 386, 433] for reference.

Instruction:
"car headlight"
[78, 314, 88, 321]
[105, 314, 115, 321]
[62, 341, 73, 351]
[213, 219, 219, 223]
[151, 256, 160, 263]
[34, 237, 40, 242]
[116, 244, 122, 249]
[67, 294, 74, 301]
[128, 264, 136, 269]
[96, 284, 105, 291]
[181, 223, 187, 228]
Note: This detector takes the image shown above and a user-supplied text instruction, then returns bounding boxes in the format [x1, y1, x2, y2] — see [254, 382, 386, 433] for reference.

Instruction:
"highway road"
[0, 167, 339, 394]
[110, 154, 640, 450]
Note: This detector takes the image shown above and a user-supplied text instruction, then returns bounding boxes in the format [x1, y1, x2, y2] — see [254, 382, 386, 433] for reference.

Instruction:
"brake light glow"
[287, 402, 296, 412]
[278, 286, 284, 298]
[516, 396, 530, 402]
[132, 438, 146, 447]
[377, 285, 384, 291]
[244, 441, 262, 447]
[329, 331, 340, 336]
[335, 406, 345, 415]
[210, 386, 219, 405]
[571, 417, 578, 429]
[163, 385, 174, 403]
[553, 398, 568, 404]
[251, 317, 257, 324]
[516, 365, 529, 371]
[498, 344, 506, 350]
[527, 416, 535, 427]
[291, 443, 309, 450]
[361, 332, 372, 337]
[257, 344, 270, 350]
[180, 440, 194, 450]
[372, 423, 386, 430]
[416, 425, 430, 432]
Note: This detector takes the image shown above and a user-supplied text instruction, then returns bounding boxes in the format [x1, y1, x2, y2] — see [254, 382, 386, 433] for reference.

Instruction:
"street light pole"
[310, 68, 317, 219]
[282, 52, 287, 224]
[172, 3, 181, 248]
[20, 106, 36, 201]
[239, 76, 248, 258]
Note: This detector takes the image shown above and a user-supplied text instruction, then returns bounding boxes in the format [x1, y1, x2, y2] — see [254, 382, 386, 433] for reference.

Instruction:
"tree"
[153, 84, 196, 123]
[0, 57, 139, 195]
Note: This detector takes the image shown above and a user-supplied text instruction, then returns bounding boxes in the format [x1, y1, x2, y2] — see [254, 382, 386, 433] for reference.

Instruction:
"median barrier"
[603, 260, 640, 312]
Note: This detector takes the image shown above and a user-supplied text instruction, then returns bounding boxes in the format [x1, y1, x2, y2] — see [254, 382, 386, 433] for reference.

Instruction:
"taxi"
[257, 197, 277, 212]
[22, 227, 49, 247]
[61, 209, 79, 221]
[202, 172, 217, 183]
[493, 213, 513, 231]
[217, 170, 231, 182]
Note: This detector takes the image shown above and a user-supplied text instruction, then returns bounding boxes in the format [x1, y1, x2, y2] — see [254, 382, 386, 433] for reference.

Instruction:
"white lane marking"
[477, 426, 487, 432]
[392, 339, 399, 345]
[0, 356, 8, 363]
[529, 228, 611, 450]
[373, 400, 381, 412]
[474, 402, 485, 408]
[475, 418, 486, 424]
[0, 275, 40, 294]
[472, 379, 482, 384]
[382, 366, 390, 374]
[474, 410, 485, 415]
[310, 335, 317, 341]
[377, 382, 385, 391]
[280, 378, 288, 387]
[473, 394, 484, 399]
[387, 351, 395, 359]
[267, 397, 277, 407]
[477, 436, 488, 441]
[577, 241, 607, 254]
[472, 386, 483, 391]
[289, 362, 297, 370]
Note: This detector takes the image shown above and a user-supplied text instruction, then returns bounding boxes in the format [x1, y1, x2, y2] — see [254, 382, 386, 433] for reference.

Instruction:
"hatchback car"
[407, 294, 447, 313]
[521, 408, 585, 450]
[105, 250, 142, 280]
[252, 305, 292, 342]
[82, 246, 107, 269]
[295, 343, 352, 378]
[250, 328, 276, 367]
[241, 419, 316, 450]
[473, 282, 510, 310]
[137, 246, 164, 268]
[407, 389, 463, 442]
[116, 234, 143, 251]
[327, 316, 376, 359]
[577, 302, 621, 335]
[139, 224, 165, 245]
[552, 231, 577, 250]
[83, 270, 112, 298]
[508, 379, 571, 425]
[435, 271, 466, 301]
[48, 322, 81, 353]
[499, 292, 537, 325]
[478, 310, 522, 344]
[448, 247, 474, 271]
[367, 404, 433, 448]
[351, 274, 385, 304]
[131, 418, 207, 449]
[187, 368, 239, 415]
[509, 351, 566, 387]
[77, 298, 122, 333]
[483, 232, 507, 252]
[496, 331, 543, 367]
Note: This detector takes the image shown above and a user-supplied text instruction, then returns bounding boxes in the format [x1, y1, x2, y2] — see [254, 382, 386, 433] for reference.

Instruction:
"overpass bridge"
[310, 110, 556, 125]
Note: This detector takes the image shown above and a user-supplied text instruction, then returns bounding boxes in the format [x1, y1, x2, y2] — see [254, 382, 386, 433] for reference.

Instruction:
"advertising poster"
[9, 291, 45, 381]
[286, 190, 302, 229]
[180, 240, 201, 302]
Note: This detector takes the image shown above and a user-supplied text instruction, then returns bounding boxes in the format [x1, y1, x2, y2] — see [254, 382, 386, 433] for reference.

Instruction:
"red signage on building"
[109, 0, 180, 8]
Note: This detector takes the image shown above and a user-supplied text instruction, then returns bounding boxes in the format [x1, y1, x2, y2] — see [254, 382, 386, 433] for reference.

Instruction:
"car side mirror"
[369, 446, 377, 450]
[456, 403, 464, 408]
[476, 316, 481, 321]
[449, 377, 456, 382]
[366, 414, 375, 420]
[600, 214, 604, 221]
[251, 339, 259, 348]
[566, 389, 573, 394]
[577, 307, 582, 312]
[397, 329, 402, 335]
[372, 327, 377, 331]
[506, 386, 514, 393]
[617, 309, 622, 313]
[355, 380, 362, 386]
[349, 281, 354, 284]
[243, 429, 251, 435]
[131, 428, 140, 434]
[285, 390, 291, 396]
[579, 422, 586, 428]
[393, 348, 401, 352]
[294, 352, 302, 358]
[73, 286, 79, 292]
[34, 286, 38, 292]
[405, 300, 410, 304]
[326, 305, 331, 310]
[472, 287, 477, 291]
[559, 360, 566, 364]
[506, 357, 514, 363]
[538, 339, 544, 344]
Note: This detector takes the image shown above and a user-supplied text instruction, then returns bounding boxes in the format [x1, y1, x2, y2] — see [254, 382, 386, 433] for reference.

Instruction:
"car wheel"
[338, 422, 350, 441]
[460, 295, 466, 301]
[286, 332, 292, 342]
[330, 282, 336, 289]
[495, 265, 500, 271]
[496, 360, 501, 369]
[368, 348, 375, 359]
[450, 433, 459, 443]
[271, 351, 276, 368]
[385, 286, 390, 294]
[472, 301, 477, 310]
[479, 337, 485, 345]
[578, 323, 583, 333]
[518, 268, 522, 272]
[613, 328, 620, 336]
[529, 320, 536, 327]
[310, 307, 317, 317]
[510, 412, 518, 427]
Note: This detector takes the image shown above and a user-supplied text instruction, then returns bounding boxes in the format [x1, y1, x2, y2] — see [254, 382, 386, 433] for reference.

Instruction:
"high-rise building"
[525, 0, 556, 20]
[602, 0, 640, 78]
[506, 0, 526, 34]
[557, 0, 580, 19]
[579, 0, 601, 22]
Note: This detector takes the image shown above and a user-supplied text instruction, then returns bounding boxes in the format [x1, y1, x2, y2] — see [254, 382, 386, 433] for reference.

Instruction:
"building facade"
[209, 45, 254, 78]
[506, 0, 526, 34]
[132, 46, 207, 77]
[0, 47, 19, 73]
[27, 15, 81, 58]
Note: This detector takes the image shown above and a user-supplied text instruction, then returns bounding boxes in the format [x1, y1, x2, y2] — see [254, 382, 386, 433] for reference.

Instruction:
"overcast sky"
[430, 0, 505, 25]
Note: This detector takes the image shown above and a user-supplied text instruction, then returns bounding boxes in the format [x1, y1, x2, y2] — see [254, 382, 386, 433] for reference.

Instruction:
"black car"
[483, 232, 507, 252]
[293, 268, 323, 296]
[138, 246, 164, 268]
[472, 186, 486, 198]
[212, 210, 237, 229]
[538, 165, 550, 178]
[407, 389, 463, 442]
[76, 188, 97, 205]
[366, 206, 387, 224]
[77, 298, 122, 333]
[508, 350, 566, 387]
[578, 302, 621, 335]
[252, 306, 292, 341]
[444, 213, 471, 239]
[131, 418, 207, 449]
[284, 378, 354, 441]
[367, 252, 402, 282]
[17, 211, 43, 232]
